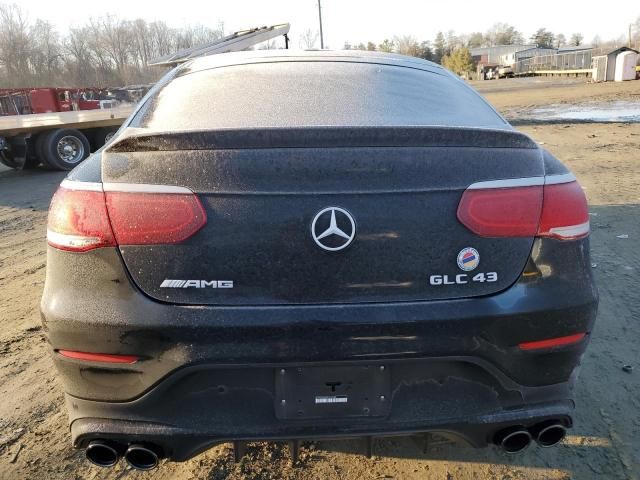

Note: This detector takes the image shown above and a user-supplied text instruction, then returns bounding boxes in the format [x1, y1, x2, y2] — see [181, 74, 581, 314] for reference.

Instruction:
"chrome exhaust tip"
[534, 422, 567, 447]
[495, 427, 532, 453]
[85, 440, 120, 467]
[124, 444, 160, 471]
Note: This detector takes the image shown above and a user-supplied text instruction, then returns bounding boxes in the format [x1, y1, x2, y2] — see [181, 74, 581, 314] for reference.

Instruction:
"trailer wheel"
[0, 137, 27, 169]
[94, 127, 118, 149]
[0, 150, 19, 169]
[41, 129, 91, 171]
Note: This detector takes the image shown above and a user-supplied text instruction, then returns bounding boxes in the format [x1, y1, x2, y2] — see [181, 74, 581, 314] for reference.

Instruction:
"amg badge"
[160, 280, 234, 289]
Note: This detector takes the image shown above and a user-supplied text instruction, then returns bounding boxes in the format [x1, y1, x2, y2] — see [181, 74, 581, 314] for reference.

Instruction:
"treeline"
[344, 22, 635, 66]
[0, 3, 224, 87]
[1, 1, 637, 88]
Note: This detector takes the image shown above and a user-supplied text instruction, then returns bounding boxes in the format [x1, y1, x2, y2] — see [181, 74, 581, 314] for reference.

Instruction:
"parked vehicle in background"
[0, 87, 114, 116]
[41, 50, 598, 470]
[0, 87, 138, 171]
[498, 66, 514, 78]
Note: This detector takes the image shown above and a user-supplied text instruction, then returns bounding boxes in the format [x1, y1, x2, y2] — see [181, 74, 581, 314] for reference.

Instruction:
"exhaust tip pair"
[495, 421, 567, 453]
[86, 440, 160, 470]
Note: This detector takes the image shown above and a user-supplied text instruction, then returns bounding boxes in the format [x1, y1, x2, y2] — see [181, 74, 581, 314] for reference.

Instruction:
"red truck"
[0, 88, 115, 116]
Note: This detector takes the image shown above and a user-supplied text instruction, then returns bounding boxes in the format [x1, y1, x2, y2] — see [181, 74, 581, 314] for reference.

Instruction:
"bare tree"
[30, 19, 61, 85]
[394, 35, 420, 56]
[0, 3, 32, 86]
[485, 23, 523, 46]
[299, 28, 319, 49]
[378, 39, 394, 53]
[65, 27, 95, 85]
[570, 33, 584, 46]
[634, 17, 640, 49]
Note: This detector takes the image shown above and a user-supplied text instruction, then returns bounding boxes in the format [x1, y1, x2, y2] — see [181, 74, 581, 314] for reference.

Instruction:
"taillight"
[47, 181, 207, 252]
[537, 180, 590, 240]
[457, 175, 589, 240]
[47, 184, 116, 252]
[457, 185, 543, 237]
[104, 189, 206, 245]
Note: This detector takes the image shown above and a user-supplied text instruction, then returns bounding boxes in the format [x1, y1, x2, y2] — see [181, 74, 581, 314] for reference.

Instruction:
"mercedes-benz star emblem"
[311, 207, 356, 252]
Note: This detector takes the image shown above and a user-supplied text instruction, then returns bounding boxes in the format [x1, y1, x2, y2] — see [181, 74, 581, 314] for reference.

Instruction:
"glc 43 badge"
[430, 272, 498, 285]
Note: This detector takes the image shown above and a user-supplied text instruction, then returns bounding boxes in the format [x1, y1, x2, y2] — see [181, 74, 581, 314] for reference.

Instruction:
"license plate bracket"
[275, 364, 391, 420]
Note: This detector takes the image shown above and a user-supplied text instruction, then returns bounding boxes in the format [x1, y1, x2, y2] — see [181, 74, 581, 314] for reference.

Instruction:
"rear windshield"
[131, 61, 507, 130]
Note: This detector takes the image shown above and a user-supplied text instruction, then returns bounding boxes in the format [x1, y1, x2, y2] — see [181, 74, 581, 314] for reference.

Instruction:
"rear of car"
[41, 52, 597, 469]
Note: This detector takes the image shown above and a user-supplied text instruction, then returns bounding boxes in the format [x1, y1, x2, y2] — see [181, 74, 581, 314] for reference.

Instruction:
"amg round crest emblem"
[311, 207, 356, 252]
[457, 247, 480, 271]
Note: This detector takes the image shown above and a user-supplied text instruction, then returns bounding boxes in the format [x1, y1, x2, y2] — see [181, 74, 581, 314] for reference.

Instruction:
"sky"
[17, 0, 639, 48]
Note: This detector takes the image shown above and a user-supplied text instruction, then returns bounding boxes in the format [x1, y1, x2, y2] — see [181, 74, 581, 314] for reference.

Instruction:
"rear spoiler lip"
[106, 126, 539, 153]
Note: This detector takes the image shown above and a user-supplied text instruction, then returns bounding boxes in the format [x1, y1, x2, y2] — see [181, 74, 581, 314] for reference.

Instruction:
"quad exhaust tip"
[495, 420, 568, 453]
[85, 440, 120, 468]
[495, 427, 532, 453]
[533, 421, 567, 448]
[124, 444, 160, 470]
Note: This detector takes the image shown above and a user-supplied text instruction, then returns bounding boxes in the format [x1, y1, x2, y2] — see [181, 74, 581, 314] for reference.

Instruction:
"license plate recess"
[275, 364, 391, 420]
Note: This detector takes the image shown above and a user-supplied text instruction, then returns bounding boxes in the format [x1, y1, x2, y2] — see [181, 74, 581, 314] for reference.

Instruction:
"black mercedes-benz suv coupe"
[41, 51, 598, 470]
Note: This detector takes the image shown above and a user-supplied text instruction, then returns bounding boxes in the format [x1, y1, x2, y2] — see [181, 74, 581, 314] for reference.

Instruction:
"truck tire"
[41, 129, 91, 171]
[0, 150, 20, 169]
[94, 127, 118, 149]
[0, 137, 27, 169]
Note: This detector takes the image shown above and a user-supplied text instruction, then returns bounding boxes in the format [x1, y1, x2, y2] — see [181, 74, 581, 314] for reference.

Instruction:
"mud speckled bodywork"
[41, 51, 598, 462]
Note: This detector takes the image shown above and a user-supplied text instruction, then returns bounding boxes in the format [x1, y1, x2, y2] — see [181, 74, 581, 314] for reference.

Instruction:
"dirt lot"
[1, 78, 639, 480]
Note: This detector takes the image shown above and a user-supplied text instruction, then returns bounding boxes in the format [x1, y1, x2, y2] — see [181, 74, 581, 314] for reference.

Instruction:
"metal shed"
[594, 47, 639, 82]
[614, 50, 638, 81]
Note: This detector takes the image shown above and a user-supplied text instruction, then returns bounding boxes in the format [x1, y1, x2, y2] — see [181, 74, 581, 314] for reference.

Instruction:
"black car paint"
[103, 128, 544, 305]
[42, 51, 598, 462]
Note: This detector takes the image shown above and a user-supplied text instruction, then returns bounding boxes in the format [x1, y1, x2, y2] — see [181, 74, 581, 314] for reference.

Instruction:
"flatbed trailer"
[0, 105, 134, 171]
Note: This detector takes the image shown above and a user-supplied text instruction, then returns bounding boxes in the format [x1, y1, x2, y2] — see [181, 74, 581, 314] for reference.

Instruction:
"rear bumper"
[41, 238, 597, 458]
[68, 361, 575, 460]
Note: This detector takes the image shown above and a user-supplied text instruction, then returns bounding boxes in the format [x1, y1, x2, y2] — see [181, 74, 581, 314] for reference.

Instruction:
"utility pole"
[629, 24, 632, 48]
[318, 0, 324, 49]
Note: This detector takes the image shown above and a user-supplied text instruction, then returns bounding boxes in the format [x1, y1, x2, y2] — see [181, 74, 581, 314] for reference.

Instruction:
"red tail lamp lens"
[105, 192, 207, 245]
[47, 183, 207, 252]
[457, 186, 543, 237]
[457, 180, 589, 240]
[47, 187, 116, 252]
[538, 181, 590, 240]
